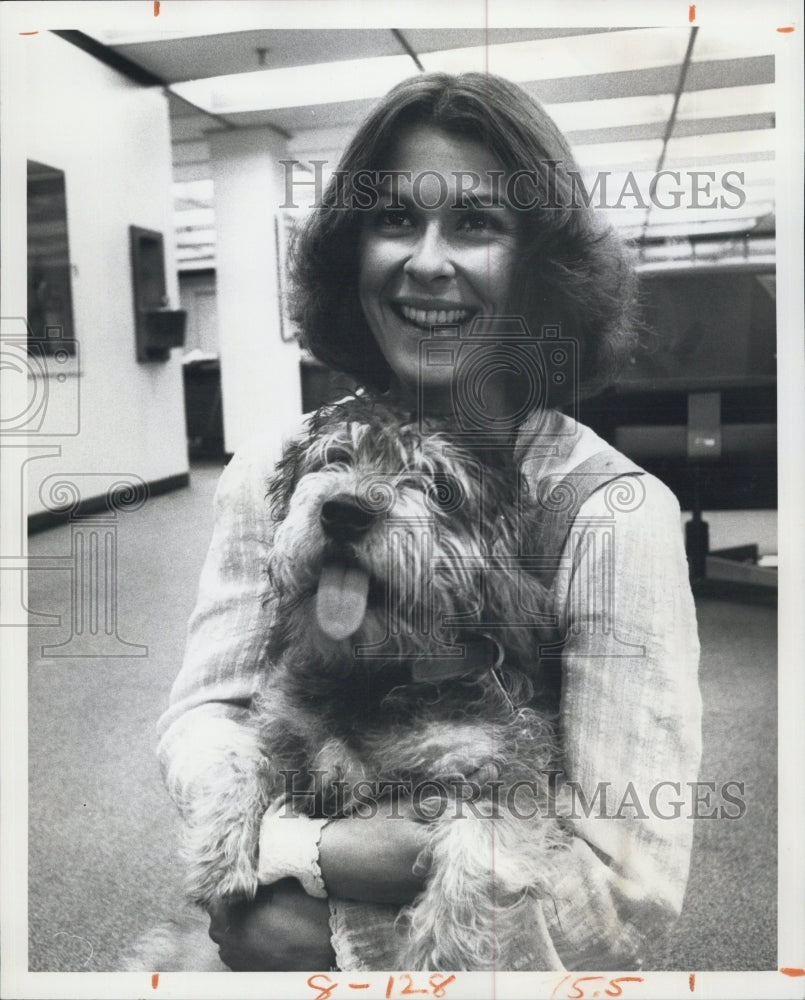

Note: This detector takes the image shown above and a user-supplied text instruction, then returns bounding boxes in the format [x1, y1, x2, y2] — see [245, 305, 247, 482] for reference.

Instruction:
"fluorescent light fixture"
[640, 216, 775, 239]
[172, 179, 214, 200]
[691, 29, 777, 61]
[597, 207, 651, 228]
[676, 84, 775, 120]
[420, 28, 691, 80]
[644, 201, 775, 226]
[665, 129, 776, 162]
[172, 53, 415, 113]
[174, 209, 216, 227]
[176, 229, 217, 246]
[581, 163, 775, 189]
[547, 93, 675, 133]
[572, 139, 664, 170]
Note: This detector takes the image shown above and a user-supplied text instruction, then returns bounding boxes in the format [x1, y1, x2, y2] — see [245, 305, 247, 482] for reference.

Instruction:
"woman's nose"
[403, 224, 455, 283]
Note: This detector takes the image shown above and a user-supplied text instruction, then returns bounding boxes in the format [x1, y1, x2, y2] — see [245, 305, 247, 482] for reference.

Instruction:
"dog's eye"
[323, 446, 352, 466]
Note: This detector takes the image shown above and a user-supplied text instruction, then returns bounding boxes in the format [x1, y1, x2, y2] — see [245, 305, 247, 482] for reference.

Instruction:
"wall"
[20, 32, 188, 518]
[208, 127, 303, 459]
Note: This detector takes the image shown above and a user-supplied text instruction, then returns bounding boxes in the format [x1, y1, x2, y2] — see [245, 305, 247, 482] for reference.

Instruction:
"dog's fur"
[139, 397, 569, 971]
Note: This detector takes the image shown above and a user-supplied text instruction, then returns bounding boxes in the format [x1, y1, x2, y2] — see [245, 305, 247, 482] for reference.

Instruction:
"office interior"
[6, 19, 795, 974]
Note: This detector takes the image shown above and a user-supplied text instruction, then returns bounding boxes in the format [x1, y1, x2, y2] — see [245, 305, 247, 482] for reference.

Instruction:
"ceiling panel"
[664, 129, 776, 163]
[113, 29, 407, 83]
[420, 27, 692, 79]
[106, 27, 598, 85]
[403, 27, 625, 50]
[676, 83, 775, 119]
[671, 113, 774, 139]
[221, 100, 375, 133]
[684, 56, 774, 91]
[118, 24, 779, 271]
[550, 94, 674, 132]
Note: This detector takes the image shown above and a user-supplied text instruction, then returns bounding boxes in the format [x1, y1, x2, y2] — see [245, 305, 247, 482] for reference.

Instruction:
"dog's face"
[267, 399, 545, 670]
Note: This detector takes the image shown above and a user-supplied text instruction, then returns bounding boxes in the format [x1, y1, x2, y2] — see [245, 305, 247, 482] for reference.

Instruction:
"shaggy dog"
[138, 397, 569, 971]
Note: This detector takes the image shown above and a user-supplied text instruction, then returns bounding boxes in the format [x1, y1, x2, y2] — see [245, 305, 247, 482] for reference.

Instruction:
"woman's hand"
[208, 810, 430, 969]
[318, 809, 430, 905]
[208, 880, 335, 971]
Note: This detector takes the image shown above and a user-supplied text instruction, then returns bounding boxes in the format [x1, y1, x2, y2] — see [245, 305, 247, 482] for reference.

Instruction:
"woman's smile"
[358, 125, 519, 399]
[394, 302, 474, 329]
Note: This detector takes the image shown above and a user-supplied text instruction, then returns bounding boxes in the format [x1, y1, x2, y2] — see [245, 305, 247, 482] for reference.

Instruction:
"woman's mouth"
[394, 303, 474, 329]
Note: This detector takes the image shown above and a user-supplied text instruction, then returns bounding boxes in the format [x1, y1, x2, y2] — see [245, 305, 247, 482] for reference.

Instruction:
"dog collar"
[409, 633, 504, 684]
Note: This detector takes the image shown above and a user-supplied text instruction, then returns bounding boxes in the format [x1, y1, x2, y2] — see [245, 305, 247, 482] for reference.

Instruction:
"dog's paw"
[398, 811, 569, 970]
[180, 760, 276, 907]
[183, 816, 262, 907]
[398, 900, 492, 971]
[184, 865, 256, 909]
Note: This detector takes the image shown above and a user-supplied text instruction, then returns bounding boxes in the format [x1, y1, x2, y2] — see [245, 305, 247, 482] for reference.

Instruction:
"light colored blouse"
[157, 407, 702, 971]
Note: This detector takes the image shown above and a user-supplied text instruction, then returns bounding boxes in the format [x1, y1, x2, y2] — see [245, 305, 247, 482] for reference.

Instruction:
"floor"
[25, 462, 777, 971]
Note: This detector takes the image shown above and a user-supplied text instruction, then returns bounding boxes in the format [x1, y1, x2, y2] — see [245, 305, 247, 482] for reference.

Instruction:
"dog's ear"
[267, 436, 307, 521]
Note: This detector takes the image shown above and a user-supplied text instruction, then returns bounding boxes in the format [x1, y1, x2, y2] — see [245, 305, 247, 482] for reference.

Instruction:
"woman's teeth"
[398, 304, 471, 328]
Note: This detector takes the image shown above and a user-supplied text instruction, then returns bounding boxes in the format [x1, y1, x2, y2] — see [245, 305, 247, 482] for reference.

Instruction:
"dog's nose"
[320, 494, 376, 541]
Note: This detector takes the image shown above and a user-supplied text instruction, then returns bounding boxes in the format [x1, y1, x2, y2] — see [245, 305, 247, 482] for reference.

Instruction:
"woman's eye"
[459, 210, 492, 232]
[376, 209, 411, 229]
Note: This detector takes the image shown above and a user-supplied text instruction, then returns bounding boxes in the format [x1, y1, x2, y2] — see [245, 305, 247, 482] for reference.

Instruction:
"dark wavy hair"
[290, 72, 637, 403]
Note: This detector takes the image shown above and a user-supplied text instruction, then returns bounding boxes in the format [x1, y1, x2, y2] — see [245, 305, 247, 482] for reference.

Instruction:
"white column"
[208, 127, 303, 457]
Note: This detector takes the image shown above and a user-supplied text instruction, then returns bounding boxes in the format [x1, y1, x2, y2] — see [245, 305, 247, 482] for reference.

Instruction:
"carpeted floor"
[26, 463, 777, 971]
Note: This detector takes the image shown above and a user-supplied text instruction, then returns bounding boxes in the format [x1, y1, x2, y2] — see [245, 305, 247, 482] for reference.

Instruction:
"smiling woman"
[292, 72, 638, 408]
[157, 71, 701, 974]
[357, 125, 519, 407]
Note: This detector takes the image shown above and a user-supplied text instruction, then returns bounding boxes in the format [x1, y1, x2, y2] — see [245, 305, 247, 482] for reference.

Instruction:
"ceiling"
[85, 26, 777, 271]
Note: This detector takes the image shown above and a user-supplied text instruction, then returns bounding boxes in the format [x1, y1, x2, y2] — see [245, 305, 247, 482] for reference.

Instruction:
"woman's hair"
[290, 71, 637, 403]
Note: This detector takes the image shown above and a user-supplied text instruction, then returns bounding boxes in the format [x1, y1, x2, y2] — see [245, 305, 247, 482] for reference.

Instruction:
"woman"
[157, 72, 701, 971]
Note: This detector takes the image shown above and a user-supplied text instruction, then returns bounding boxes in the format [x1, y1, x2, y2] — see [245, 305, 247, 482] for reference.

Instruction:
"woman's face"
[358, 125, 520, 400]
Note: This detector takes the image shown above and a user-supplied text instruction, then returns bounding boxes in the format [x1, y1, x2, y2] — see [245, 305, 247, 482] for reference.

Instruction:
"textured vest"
[529, 449, 646, 711]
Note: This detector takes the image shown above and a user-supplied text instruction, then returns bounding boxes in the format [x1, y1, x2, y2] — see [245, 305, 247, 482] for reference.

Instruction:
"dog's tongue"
[316, 563, 370, 640]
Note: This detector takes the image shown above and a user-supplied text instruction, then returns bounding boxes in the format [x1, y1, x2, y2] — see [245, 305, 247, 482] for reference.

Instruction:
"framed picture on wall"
[27, 160, 77, 356]
[275, 209, 305, 343]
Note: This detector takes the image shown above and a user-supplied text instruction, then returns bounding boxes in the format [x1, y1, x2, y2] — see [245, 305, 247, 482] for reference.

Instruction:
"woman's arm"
[157, 431, 288, 902]
[538, 472, 703, 970]
[319, 813, 428, 905]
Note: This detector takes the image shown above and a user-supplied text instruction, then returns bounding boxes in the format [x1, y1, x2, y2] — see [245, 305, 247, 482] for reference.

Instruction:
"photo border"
[1, 1, 802, 998]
